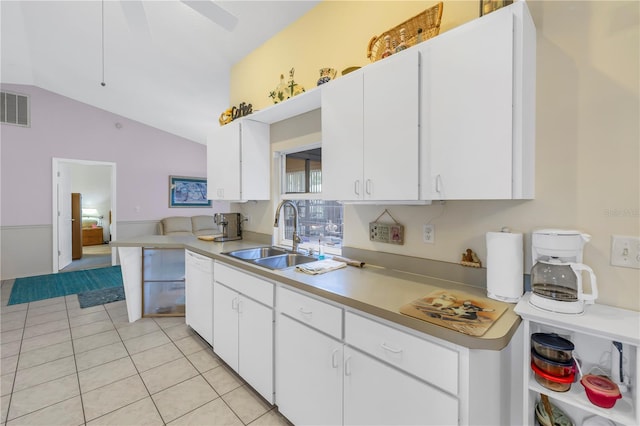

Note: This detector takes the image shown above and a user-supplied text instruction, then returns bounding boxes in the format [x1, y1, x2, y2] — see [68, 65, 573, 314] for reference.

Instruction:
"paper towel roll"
[486, 231, 523, 303]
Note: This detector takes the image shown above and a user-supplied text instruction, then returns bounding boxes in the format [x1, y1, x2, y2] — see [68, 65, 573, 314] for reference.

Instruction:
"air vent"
[1, 91, 30, 127]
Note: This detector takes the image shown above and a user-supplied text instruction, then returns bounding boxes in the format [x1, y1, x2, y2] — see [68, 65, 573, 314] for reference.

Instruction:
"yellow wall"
[231, 1, 478, 111]
[230, 1, 640, 311]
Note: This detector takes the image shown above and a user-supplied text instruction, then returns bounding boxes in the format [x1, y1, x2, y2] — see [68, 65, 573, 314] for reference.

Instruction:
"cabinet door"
[238, 296, 274, 403]
[212, 282, 239, 372]
[321, 70, 365, 201]
[421, 9, 514, 200]
[207, 121, 241, 200]
[343, 347, 458, 426]
[239, 120, 270, 201]
[276, 314, 343, 426]
[363, 51, 420, 201]
[185, 251, 213, 346]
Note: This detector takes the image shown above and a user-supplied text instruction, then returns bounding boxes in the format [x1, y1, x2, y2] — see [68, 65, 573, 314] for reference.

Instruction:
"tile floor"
[0, 280, 291, 426]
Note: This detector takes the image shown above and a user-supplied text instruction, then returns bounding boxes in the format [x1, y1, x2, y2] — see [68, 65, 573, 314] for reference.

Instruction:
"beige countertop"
[112, 235, 521, 351]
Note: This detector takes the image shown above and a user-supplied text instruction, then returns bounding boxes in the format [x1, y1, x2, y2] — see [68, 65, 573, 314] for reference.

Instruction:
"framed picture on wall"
[169, 176, 211, 208]
[480, 0, 513, 16]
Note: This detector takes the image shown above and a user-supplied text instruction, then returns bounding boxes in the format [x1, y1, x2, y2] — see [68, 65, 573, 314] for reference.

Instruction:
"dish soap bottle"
[318, 235, 325, 260]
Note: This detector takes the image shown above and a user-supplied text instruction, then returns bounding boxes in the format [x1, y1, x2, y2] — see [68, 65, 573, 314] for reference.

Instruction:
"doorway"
[52, 158, 117, 273]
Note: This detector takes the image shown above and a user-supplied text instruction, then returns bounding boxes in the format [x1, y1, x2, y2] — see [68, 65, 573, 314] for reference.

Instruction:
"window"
[276, 147, 343, 252]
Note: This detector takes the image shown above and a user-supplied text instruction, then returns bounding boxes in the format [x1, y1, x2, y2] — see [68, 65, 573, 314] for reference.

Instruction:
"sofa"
[159, 215, 220, 236]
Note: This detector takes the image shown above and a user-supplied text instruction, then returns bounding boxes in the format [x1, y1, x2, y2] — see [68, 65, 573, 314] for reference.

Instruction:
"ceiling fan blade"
[120, 0, 152, 42]
[181, 0, 238, 32]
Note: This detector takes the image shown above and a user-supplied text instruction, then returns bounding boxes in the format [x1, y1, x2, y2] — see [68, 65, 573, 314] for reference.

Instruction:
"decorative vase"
[317, 67, 337, 86]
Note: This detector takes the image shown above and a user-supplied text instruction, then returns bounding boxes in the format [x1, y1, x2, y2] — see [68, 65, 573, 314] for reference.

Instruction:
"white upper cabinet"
[322, 50, 420, 201]
[207, 119, 270, 202]
[419, 2, 535, 200]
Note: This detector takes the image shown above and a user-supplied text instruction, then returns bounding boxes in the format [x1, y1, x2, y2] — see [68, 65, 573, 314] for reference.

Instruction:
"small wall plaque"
[369, 209, 404, 245]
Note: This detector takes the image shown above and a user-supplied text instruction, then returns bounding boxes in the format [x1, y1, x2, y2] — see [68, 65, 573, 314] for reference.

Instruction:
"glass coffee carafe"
[529, 230, 598, 314]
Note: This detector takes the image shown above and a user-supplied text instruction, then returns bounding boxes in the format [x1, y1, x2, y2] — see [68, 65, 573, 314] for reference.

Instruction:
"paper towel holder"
[486, 228, 524, 303]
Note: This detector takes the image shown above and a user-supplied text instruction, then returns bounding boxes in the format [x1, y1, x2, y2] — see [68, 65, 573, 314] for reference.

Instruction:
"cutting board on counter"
[400, 289, 508, 337]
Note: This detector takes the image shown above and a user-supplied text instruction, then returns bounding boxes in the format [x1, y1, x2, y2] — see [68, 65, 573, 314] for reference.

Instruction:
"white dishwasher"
[185, 250, 214, 345]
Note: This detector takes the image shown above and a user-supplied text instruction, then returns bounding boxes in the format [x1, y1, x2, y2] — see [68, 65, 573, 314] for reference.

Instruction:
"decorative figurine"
[269, 68, 305, 104]
[460, 249, 482, 268]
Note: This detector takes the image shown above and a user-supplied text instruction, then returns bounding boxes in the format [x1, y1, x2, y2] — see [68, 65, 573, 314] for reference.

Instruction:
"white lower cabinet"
[213, 262, 274, 403]
[343, 346, 458, 426]
[185, 250, 213, 345]
[276, 314, 343, 425]
[275, 285, 463, 425]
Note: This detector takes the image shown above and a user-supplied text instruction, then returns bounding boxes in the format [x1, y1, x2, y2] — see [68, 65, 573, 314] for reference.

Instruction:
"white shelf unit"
[515, 292, 639, 425]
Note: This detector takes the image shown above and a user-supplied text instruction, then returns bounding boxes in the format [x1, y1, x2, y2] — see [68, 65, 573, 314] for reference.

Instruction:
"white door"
[421, 9, 513, 200]
[321, 70, 365, 201]
[212, 282, 239, 372]
[57, 161, 73, 270]
[238, 296, 274, 403]
[363, 51, 420, 200]
[276, 314, 343, 425]
[343, 347, 459, 426]
[207, 121, 241, 200]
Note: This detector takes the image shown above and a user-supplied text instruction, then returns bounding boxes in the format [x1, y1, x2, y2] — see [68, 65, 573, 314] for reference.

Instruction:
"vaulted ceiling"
[1, 1, 320, 144]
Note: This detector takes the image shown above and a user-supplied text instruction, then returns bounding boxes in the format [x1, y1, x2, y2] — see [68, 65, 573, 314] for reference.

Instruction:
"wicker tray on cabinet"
[367, 2, 444, 62]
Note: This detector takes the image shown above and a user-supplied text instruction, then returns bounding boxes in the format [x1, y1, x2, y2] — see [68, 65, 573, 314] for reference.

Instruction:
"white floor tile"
[86, 397, 164, 426]
[81, 375, 149, 421]
[152, 375, 218, 423]
[7, 374, 79, 420]
[6, 395, 84, 426]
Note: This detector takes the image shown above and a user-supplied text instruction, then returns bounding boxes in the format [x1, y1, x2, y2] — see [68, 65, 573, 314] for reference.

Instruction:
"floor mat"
[8, 266, 123, 305]
[77, 286, 125, 308]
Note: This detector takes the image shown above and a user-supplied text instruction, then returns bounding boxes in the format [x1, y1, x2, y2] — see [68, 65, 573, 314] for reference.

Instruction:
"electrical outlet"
[611, 235, 640, 269]
[423, 224, 435, 244]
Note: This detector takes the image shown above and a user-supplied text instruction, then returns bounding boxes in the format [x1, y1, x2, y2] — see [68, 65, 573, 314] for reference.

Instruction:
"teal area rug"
[8, 266, 123, 305]
[77, 286, 125, 308]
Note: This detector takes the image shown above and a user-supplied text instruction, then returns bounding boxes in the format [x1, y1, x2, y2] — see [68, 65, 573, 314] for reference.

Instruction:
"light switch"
[610, 235, 640, 269]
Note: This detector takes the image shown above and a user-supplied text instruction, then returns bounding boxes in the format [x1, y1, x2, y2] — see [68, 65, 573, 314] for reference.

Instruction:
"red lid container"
[531, 360, 575, 392]
[580, 375, 622, 409]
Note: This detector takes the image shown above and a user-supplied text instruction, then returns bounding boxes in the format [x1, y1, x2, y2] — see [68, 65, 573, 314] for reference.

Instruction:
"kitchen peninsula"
[112, 234, 523, 425]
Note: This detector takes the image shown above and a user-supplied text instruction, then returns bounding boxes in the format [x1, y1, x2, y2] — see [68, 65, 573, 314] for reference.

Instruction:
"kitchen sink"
[224, 246, 288, 260]
[222, 246, 317, 270]
[253, 253, 317, 270]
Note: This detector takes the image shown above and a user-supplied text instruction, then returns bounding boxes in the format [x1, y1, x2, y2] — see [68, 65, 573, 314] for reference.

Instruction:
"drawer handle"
[331, 349, 339, 369]
[381, 342, 403, 354]
[298, 307, 313, 316]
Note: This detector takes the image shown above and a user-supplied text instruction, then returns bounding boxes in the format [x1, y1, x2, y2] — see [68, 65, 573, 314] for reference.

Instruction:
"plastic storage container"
[531, 333, 574, 362]
[580, 375, 622, 409]
[531, 349, 575, 377]
[531, 361, 575, 392]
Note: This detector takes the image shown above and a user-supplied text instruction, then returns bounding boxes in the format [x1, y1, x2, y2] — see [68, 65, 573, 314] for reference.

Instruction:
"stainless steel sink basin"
[253, 254, 317, 270]
[224, 246, 288, 260]
[222, 246, 317, 270]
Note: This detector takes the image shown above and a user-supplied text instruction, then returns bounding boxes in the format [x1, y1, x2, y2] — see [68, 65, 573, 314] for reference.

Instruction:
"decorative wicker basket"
[367, 2, 444, 62]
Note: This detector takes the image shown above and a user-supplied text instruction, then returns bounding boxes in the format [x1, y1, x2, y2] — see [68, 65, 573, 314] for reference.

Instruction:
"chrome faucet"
[274, 200, 301, 253]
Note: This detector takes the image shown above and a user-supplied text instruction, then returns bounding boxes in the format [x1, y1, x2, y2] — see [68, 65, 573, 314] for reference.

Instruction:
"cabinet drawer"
[277, 286, 342, 339]
[215, 262, 273, 307]
[345, 311, 458, 395]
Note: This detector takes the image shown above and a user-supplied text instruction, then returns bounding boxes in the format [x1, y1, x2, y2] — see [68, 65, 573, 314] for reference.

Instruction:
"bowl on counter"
[580, 375, 622, 409]
[531, 349, 575, 378]
[531, 361, 575, 392]
[531, 333, 574, 362]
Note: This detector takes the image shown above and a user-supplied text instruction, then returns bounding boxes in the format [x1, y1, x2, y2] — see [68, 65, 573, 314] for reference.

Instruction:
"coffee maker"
[530, 229, 598, 314]
[213, 213, 243, 242]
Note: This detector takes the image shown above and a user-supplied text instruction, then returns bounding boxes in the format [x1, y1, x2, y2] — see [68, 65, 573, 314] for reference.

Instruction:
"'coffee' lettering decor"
[218, 102, 253, 126]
